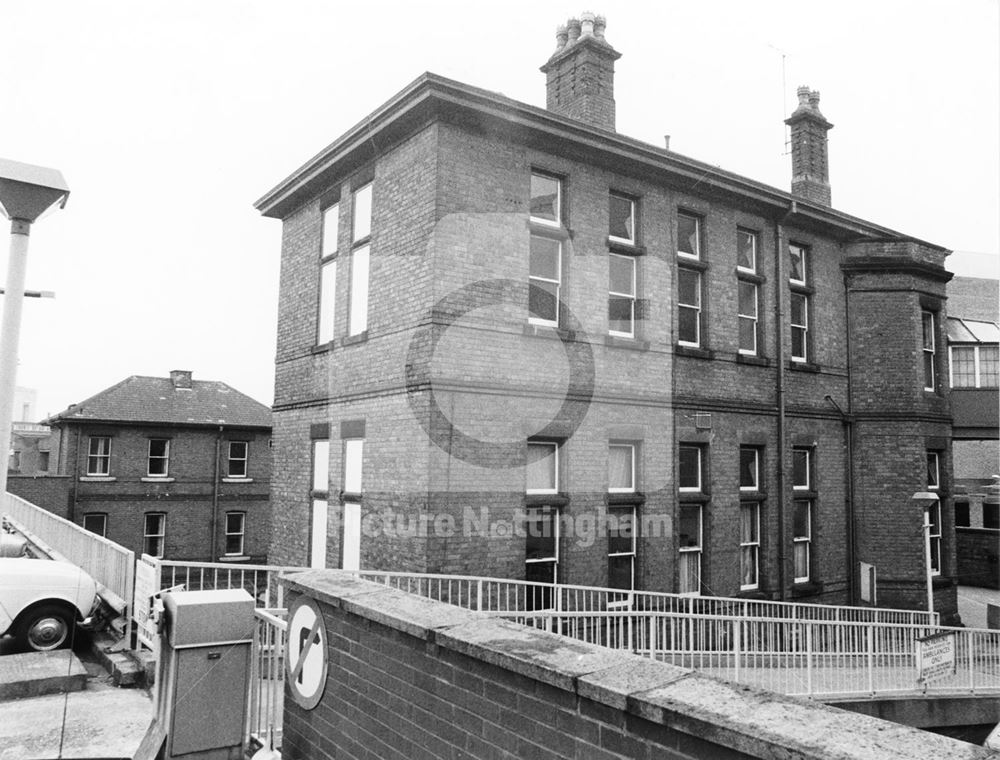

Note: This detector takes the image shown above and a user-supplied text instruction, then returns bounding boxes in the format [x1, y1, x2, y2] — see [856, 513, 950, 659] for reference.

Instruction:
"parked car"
[0, 557, 100, 651]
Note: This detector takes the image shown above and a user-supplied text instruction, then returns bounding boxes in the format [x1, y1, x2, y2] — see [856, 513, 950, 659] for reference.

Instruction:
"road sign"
[917, 631, 955, 684]
[286, 596, 328, 710]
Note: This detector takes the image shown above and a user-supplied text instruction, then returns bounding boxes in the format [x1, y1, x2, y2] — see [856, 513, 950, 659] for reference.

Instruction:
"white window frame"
[224, 511, 246, 556]
[227, 441, 249, 478]
[738, 279, 759, 356]
[608, 253, 636, 338]
[348, 244, 369, 336]
[740, 501, 760, 590]
[147, 438, 170, 478]
[87, 436, 111, 476]
[352, 183, 372, 243]
[949, 345, 994, 388]
[311, 440, 330, 494]
[927, 451, 942, 575]
[83, 513, 107, 538]
[343, 439, 364, 495]
[322, 202, 339, 258]
[790, 291, 809, 363]
[607, 505, 637, 606]
[737, 228, 757, 273]
[678, 503, 702, 596]
[529, 172, 562, 228]
[677, 212, 701, 260]
[609, 192, 636, 245]
[608, 443, 636, 494]
[678, 445, 702, 493]
[792, 448, 811, 491]
[310, 499, 328, 570]
[739, 447, 759, 492]
[525, 505, 560, 597]
[678, 267, 702, 347]
[792, 499, 811, 583]
[144, 513, 166, 559]
[342, 500, 362, 571]
[788, 243, 808, 286]
[318, 259, 337, 345]
[528, 235, 562, 327]
[922, 310, 936, 391]
[526, 441, 559, 495]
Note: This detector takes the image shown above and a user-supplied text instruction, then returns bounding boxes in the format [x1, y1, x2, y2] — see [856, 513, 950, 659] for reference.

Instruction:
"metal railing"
[2, 492, 135, 614]
[154, 559, 308, 608]
[490, 609, 1000, 698]
[249, 608, 286, 753]
[355, 570, 940, 626]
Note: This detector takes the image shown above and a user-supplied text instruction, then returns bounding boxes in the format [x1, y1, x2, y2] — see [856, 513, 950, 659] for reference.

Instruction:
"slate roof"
[45, 374, 272, 429]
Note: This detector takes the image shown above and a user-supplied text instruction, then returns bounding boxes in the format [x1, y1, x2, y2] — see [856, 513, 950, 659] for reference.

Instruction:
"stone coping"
[281, 571, 1000, 760]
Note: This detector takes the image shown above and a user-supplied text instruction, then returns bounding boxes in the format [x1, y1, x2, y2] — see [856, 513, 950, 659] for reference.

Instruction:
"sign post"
[286, 595, 328, 710]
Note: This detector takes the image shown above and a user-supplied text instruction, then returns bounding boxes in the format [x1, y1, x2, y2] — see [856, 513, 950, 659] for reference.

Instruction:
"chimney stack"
[541, 12, 621, 132]
[170, 369, 193, 389]
[785, 85, 834, 206]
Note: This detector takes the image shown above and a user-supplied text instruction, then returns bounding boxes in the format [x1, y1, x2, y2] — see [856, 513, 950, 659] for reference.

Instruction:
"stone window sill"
[223, 477, 253, 484]
[80, 476, 116, 482]
[676, 345, 715, 360]
[141, 477, 175, 483]
[604, 334, 649, 351]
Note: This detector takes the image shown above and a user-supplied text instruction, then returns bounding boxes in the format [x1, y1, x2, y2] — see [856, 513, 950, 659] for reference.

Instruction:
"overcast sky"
[1, 0, 997, 418]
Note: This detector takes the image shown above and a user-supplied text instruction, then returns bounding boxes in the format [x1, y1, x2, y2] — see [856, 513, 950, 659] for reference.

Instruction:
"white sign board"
[133, 559, 159, 649]
[917, 631, 955, 684]
[286, 596, 328, 710]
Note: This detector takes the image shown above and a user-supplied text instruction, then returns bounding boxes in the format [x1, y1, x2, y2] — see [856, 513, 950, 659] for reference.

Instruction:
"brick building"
[21, 370, 273, 563]
[256, 15, 958, 618]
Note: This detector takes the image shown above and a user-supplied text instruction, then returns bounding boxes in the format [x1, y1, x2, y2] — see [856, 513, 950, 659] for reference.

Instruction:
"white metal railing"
[248, 608, 286, 753]
[355, 570, 940, 626]
[153, 559, 308, 608]
[489, 610, 1000, 699]
[2, 492, 135, 614]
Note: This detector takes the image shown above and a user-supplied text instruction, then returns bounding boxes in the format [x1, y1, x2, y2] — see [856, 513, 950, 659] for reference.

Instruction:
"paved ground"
[959, 585, 1000, 629]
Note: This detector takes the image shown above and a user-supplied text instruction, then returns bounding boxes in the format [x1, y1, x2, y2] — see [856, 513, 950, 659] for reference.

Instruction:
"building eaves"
[254, 72, 947, 253]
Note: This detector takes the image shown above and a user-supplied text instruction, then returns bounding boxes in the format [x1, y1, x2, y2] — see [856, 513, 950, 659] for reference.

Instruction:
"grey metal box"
[162, 589, 254, 647]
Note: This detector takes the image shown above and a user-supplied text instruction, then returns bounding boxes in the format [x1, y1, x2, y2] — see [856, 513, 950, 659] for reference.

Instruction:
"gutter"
[211, 427, 222, 560]
[826, 394, 856, 604]
[774, 203, 796, 600]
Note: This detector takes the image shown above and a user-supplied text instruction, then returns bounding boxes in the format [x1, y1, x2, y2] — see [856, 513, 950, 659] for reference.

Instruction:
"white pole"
[923, 505, 934, 615]
[0, 219, 31, 498]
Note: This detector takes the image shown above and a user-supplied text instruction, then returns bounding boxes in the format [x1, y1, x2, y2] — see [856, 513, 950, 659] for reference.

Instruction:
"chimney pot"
[663, 134, 671, 150]
[808, 89, 821, 108]
[567, 17, 581, 41]
[170, 369, 193, 389]
[555, 24, 568, 50]
[594, 15, 606, 37]
[580, 11, 595, 37]
[796, 85, 811, 105]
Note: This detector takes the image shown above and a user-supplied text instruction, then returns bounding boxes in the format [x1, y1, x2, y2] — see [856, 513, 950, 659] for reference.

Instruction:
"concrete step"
[0, 650, 88, 700]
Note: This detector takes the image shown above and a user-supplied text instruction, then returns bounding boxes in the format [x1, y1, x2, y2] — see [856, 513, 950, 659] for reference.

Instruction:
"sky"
[1, 0, 997, 418]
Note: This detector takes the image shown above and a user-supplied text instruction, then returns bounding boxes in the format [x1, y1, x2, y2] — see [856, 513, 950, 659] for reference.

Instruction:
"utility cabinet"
[159, 588, 254, 760]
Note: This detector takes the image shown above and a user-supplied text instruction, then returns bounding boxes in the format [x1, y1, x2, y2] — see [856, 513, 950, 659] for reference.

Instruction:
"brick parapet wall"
[956, 528, 1000, 588]
[280, 572, 998, 760]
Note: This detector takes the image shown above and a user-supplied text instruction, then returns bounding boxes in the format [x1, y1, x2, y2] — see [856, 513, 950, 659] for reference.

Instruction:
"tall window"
[950, 345, 1000, 388]
[608, 443, 635, 493]
[227, 441, 249, 478]
[530, 172, 561, 226]
[678, 504, 702, 595]
[678, 268, 702, 347]
[529, 235, 562, 326]
[342, 438, 364, 572]
[310, 439, 330, 570]
[526, 441, 558, 494]
[789, 244, 810, 363]
[736, 228, 756, 272]
[318, 202, 339, 345]
[343, 439, 364, 495]
[607, 506, 636, 602]
[147, 439, 170, 477]
[608, 254, 636, 337]
[525, 505, 559, 610]
[38, 451, 50, 473]
[922, 310, 936, 391]
[678, 444, 703, 492]
[609, 192, 635, 244]
[740, 502, 760, 590]
[144, 513, 166, 558]
[677, 212, 701, 259]
[349, 183, 372, 336]
[225, 512, 246, 556]
[87, 436, 111, 476]
[738, 280, 759, 356]
[739, 447, 759, 492]
[83, 513, 107, 537]
[792, 447, 813, 583]
[927, 451, 942, 575]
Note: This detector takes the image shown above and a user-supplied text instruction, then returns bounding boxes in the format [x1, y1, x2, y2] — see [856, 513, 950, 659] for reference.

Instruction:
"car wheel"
[15, 604, 74, 651]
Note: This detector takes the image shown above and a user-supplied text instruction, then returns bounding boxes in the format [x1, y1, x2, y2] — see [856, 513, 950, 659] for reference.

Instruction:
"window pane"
[609, 254, 634, 295]
[530, 173, 560, 224]
[608, 555, 633, 591]
[738, 280, 757, 319]
[607, 508, 635, 554]
[955, 500, 970, 527]
[344, 439, 364, 494]
[790, 292, 807, 325]
[322, 203, 339, 257]
[950, 346, 976, 387]
[926, 452, 939, 489]
[312, 440, 330, 492]
[349, 245, 369, 335]
[737, 230, 756, 271]
[789, 244, 806, 282]
[679, 307, 699, 345]
[792, 449, 810, 489]
[608, 444, 634, 492]
[793, 541, 809, 580]
[739, 448, 758, 490]
[228, 442, 248, 478]
[529, 236, 561, 279]
[981, 346, 999, 387]
[677, 214, 700, 257]
[352, 184, 372, 242]
[609, 194, 634, 241]
[739, 318, 757, 354]
[526, 443, 557, 492]
[740, 502, 758, 543]
[679, 551, 700, 594]
[226, 512, 243, 533]
[678, 268, 700, 305]
[318, 260, 336, 344]
[529, 281, 558, 323]
[609, 297, 634, 336]
[791, 326, 807, 361]
[678, 446, 701, 490]
[678, 504, 702, 548]
[525, 507, 557, 561]
[922, 311, 935, 351]
[793, 500, 811, 539]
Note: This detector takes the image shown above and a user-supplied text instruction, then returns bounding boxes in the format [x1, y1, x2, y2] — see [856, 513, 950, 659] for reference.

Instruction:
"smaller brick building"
[20, 370, 273, 563]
